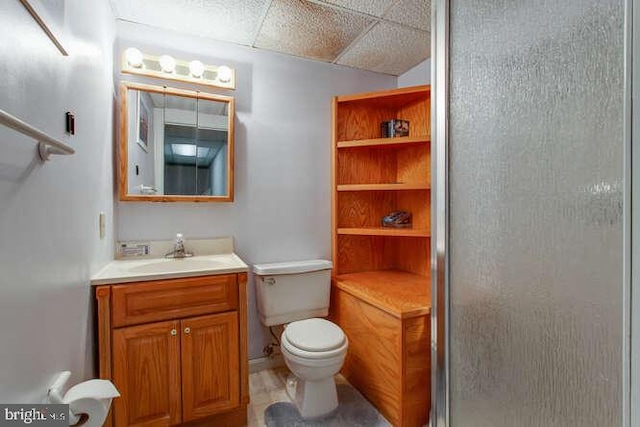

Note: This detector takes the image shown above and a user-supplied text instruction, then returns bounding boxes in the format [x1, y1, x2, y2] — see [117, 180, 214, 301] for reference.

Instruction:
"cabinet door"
[113, 320, 182, 427]
[181, 312, 239, 421]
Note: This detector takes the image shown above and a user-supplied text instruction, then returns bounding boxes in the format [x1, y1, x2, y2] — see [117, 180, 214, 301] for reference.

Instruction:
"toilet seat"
[282, 318, 347, 359]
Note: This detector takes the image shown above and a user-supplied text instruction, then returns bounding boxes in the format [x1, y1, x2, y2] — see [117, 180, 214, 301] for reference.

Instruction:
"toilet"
[253, 259, 348, 419]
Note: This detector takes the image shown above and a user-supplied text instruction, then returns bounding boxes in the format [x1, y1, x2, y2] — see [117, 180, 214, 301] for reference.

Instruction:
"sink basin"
[90, 237, 250, 285]
[128, 258, 225, 274]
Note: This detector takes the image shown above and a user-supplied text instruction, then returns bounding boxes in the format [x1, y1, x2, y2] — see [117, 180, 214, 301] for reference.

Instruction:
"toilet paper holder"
[48, 371, 120, 426]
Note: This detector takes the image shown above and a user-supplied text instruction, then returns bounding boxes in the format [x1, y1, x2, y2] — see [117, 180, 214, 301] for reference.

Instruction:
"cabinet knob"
[170, 329, 177, 336]
[184, 327, 191, 334]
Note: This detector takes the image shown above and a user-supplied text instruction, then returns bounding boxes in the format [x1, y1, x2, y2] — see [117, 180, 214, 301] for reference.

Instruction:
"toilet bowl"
[252, 260, 348, 419]
[280, 318, 348, 419]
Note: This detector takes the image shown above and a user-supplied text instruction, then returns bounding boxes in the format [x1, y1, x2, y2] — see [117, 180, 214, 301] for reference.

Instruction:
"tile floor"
[247, 367, 291, 427]
[247, 367, 388, 427]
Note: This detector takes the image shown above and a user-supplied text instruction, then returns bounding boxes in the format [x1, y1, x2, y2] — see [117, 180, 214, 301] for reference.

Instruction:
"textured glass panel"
[448, 1, 624, 426]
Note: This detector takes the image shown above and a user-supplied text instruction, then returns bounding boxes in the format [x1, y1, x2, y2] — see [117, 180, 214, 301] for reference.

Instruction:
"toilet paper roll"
[63, 379, 120, 427]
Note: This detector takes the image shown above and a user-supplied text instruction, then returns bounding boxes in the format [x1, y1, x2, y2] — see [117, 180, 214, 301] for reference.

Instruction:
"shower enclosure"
[431, 0, 631, 425]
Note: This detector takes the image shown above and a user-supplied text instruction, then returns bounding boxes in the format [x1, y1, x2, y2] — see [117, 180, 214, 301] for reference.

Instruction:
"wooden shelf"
[337, 183, 430, 191]
[337, 135, 430, 149]
[335, 85, 430, 104]
[332, 270, 431, 319]
[337, 227, 430, 237]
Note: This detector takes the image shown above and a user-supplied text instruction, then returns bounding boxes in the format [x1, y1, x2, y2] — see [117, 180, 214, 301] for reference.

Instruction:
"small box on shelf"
[380, 119, 410, 138]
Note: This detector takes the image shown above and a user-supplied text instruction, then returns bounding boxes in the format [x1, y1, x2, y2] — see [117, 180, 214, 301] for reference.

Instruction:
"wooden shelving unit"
[329, 85, 431, 427]
[331, 84, 431, 276]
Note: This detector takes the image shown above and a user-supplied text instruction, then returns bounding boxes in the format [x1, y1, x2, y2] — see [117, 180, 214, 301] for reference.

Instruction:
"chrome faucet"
[165, 233, 193, 258]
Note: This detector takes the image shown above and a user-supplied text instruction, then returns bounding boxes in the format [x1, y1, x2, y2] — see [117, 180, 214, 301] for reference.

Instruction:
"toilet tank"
[253, 259, 333, 326]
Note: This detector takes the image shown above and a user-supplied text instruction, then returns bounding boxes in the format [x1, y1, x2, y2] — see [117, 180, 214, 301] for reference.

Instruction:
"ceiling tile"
[317, 0, 396, 17]
[112, 0, 270, 45]
[337, 22, 429, 75]
[384, 0, 430, 31]
[254, 0, 374, 62]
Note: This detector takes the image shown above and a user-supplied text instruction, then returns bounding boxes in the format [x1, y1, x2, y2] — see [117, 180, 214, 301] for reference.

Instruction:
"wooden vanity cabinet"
[330, 85, 431, 427]
[111, 319, 182, 426]
[96, 273, 248, 427]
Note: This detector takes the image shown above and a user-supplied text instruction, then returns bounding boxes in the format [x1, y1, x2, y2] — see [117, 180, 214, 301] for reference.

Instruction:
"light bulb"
[159, 55, 176, 73]
[217, 65, 232, 83]
[125, 47, 143, 68]
[189, 60, 205, 78]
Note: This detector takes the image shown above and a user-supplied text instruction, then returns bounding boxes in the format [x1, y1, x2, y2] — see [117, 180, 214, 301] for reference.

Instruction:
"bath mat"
[264, 383, 391, 427]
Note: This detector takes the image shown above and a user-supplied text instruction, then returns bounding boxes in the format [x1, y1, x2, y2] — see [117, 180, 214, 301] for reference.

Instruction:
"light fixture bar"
[121, 49, 235, 90]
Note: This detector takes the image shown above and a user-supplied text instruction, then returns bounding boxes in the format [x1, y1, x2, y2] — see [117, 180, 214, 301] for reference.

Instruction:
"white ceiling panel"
[111, 0, 432, 75]
[254, 0, 374, 62]
[337, 21, 430, 75]
[384, 0, 431, 31]
[317, 0, 397, 17]
[111, 0, 270, 46]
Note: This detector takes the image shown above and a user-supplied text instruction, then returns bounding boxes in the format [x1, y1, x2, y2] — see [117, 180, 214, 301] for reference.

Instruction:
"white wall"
[398, 59, 431, 87]
[115, 22, 397, 359]
[0, 0, 115, 403]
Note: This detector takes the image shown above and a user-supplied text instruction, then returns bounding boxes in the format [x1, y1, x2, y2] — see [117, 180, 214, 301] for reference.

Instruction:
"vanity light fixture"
[189, 60, 205, 78]
[124, 47, 143, 68]
[121, 47, 236, 90]
[217, 65, 232, 83]
[159, 55, 176, 73]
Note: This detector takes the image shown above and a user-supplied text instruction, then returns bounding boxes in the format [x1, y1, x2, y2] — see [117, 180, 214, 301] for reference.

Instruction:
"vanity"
[102, 53, 245, 426]
[91, 238, 249, 427]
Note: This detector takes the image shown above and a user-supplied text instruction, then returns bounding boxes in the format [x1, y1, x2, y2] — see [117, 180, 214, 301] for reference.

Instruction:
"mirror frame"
[118, 81, 235, 202]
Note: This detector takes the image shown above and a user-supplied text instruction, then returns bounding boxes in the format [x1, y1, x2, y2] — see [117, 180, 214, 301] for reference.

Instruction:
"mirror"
[118, 82, 234, 202]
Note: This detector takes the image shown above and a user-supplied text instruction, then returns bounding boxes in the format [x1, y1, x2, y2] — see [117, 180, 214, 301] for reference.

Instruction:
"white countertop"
[91, 237, 249, 285]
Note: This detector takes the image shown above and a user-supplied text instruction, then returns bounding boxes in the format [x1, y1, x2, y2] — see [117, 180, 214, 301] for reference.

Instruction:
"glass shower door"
[443, 0, 627, 425]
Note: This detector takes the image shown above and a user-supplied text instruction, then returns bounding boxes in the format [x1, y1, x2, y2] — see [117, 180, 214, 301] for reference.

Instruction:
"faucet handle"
[165, 233, 193, 258]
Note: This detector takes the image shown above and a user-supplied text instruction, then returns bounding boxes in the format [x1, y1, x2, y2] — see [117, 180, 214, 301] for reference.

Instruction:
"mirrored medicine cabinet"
[118, 82, 235, 202]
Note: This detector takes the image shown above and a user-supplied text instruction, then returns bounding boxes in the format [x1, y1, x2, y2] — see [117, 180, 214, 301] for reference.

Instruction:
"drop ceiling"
[109, 0, 431, 76]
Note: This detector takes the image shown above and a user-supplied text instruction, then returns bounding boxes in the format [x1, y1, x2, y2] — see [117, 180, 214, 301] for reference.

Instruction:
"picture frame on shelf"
[136, 92, 149, 152]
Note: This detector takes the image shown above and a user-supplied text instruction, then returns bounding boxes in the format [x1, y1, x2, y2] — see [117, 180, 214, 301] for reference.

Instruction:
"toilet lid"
[283, 318, 345, 352]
